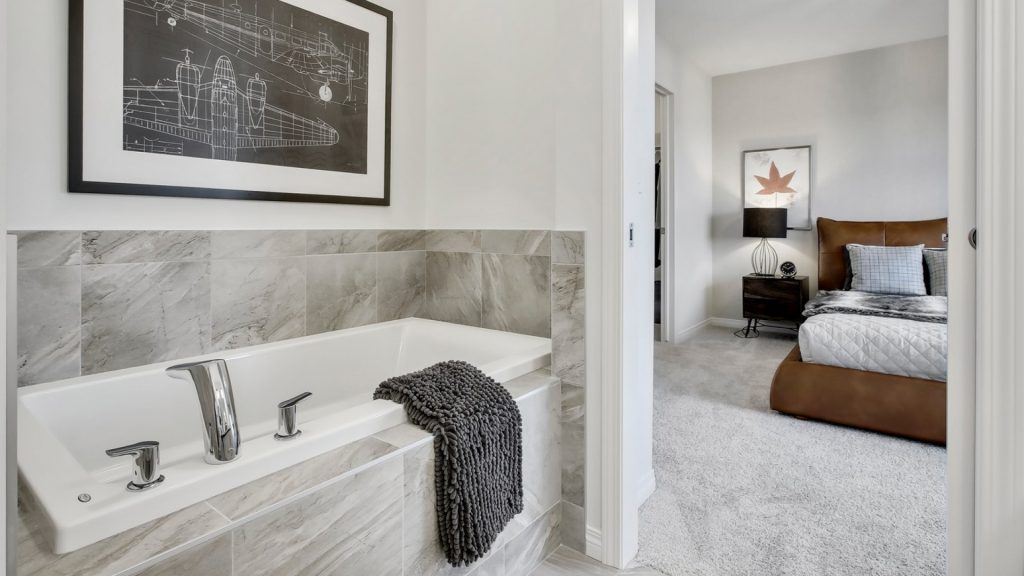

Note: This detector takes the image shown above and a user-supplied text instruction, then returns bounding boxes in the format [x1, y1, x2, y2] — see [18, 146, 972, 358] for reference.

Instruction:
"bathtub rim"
[17, 318, 552, 554]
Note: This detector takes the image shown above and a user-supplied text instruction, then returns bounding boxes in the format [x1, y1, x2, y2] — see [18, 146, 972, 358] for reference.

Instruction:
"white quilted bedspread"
[798, 313, 947, 382]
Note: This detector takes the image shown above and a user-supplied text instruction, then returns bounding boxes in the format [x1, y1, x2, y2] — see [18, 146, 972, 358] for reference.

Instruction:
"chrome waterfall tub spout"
[165, 359, 242, 464]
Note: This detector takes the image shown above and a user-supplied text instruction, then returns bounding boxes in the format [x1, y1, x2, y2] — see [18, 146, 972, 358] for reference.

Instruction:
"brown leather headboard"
[817, 217, 948, 290]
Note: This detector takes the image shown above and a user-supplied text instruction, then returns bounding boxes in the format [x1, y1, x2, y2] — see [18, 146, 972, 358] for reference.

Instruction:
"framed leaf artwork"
[742, 146, 812, 230]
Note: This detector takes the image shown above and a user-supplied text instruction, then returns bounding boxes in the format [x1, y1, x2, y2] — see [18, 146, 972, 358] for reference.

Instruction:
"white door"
[971, 0, 1024, 574]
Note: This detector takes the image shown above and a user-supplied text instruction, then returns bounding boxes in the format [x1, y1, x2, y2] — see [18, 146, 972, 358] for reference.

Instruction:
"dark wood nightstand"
[740, 275, 810, 337]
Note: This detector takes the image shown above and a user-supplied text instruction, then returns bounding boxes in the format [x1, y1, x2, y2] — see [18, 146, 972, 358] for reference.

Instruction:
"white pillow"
[846, 244, 927, 296]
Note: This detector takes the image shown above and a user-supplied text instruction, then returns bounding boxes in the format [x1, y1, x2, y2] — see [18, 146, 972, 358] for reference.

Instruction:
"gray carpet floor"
[634, 327, 946, 576]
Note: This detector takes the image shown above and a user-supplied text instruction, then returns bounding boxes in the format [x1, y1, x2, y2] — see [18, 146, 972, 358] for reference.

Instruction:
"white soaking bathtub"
[18, 318, 551, 554]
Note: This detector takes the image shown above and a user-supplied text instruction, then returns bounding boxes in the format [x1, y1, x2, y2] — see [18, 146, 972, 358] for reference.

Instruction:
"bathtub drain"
[77, 493, 92, 503]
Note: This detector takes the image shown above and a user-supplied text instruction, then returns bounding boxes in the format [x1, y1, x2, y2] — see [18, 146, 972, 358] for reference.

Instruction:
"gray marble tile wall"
[423, 230, 553, 338]
[13, 230, 426, 386]
[419, 227, 587, 552]
[551, 231, 587, 552]
[18, 369, 563, 576]
[14, 227, 588, 555]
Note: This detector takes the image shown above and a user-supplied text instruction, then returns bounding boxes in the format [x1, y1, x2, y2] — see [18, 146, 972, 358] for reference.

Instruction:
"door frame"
[947, 1, 976, 574]
[597, 0, 655, 568]
[599, 0, 986, 572]
[654, 84, 674, 343]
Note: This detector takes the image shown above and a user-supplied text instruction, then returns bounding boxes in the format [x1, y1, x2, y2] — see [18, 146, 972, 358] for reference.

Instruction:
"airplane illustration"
[126, 0, 368, 102]
[123, 52, 340, 162]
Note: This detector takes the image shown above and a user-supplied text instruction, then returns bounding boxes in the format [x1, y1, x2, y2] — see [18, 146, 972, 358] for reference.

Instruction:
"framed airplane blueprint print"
[69, 0, 393, 205]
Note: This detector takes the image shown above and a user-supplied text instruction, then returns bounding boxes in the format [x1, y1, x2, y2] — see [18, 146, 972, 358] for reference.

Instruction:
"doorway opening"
[635, 6, 953, 574]
[654, 87, 671, 342]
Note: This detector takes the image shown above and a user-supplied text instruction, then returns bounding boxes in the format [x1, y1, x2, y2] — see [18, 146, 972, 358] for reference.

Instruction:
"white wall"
[423, 0, 558, 230]
[711, 37, 949, 320]
[0, 0, 8, 566]
[654, 35, 713, 339]
[5, 0, 427, 231]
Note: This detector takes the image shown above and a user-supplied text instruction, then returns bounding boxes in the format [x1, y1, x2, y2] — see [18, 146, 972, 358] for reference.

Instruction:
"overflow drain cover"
[77, 493, 92, 503]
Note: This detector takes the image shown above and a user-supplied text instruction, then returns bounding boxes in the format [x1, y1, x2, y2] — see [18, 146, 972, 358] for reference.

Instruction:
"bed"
[769, 217, 948, 444]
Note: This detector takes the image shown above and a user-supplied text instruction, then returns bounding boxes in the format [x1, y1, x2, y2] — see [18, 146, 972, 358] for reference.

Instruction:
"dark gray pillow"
[846, 244, 927, 296]
[924, 249, 948, 296]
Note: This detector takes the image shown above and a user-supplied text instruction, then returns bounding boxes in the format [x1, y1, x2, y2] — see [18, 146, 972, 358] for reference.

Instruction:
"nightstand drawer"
[742, 275, 810, 324]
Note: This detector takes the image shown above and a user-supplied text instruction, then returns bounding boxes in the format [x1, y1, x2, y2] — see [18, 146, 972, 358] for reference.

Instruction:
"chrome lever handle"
[106, 441, 165, 492]
[275, 392, 312, 440]
[278, 391, 313, 410]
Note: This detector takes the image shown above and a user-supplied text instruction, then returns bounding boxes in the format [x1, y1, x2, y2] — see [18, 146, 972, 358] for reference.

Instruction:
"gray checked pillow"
[846, 243, 927, 296]
[924, 249, 948, 296]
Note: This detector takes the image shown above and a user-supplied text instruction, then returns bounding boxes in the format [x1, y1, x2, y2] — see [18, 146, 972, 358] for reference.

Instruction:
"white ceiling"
[655, 0, 948, 77]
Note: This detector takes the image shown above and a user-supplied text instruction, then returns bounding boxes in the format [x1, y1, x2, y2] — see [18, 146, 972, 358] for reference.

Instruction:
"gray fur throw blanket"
[373, 360, 523, 566]
[804, 290, 947, 324]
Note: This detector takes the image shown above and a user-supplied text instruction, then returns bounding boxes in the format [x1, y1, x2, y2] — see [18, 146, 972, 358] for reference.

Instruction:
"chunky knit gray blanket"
[373, 360, 523, 566]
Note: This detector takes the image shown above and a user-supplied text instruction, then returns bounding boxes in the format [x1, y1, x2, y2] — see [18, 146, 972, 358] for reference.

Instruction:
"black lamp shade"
[743, 208, 788, 239]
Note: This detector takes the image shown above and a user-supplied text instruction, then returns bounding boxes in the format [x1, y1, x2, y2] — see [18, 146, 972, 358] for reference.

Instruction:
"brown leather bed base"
[770, 345, 947, 445]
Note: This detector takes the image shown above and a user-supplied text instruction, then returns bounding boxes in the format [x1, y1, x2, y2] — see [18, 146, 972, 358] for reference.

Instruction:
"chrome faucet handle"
[106, 441, 165, 492]
[275, 392, 312, 440]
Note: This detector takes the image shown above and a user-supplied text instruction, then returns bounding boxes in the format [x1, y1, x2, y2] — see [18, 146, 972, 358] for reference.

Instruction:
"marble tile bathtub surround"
[16, 231, 81, 268]
[15, 228, 588, 561]
[211, 230, 306, 259]
[12, 230, 428, 385]
[18, 369, 563, 576]
[137, 534, 233, 576]
[306, 253, 378, 334]
[501, 380, 562, 541]
[426, 229, 482, 253]
[13, 222, 587, 535]
[82, 261, 211, 374]
[306, 229, 378, 255]
[379, 250, 426, 321]
[211, 257, 307, 350]
[551, 264, 586, 386]
[560, 384, 586, 509]
[424, 251, 483, 327]
[481, 230, 551, 256]
[17, 493, 231, 576]
[482, 254, 551, 338]
[379, 229, 428, 252]
[505, 504, 563, 576]
[552, 231, 585, 265]
[232, 457, 405, 576]
[82, 231, 210, 264]
[17, 266, 81, 385]
[550, 248, 587, 553]
[206, 437, 397, 521]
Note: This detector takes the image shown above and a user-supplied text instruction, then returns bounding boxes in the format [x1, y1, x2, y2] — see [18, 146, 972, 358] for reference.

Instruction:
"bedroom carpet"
[634, 326, 946, 576]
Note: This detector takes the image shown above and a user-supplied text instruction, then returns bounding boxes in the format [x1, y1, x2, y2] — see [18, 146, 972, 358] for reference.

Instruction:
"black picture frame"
[69, 0, 393, 206]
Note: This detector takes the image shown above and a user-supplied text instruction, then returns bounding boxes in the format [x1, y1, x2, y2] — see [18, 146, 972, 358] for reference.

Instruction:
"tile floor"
[530, 546, 664, 575]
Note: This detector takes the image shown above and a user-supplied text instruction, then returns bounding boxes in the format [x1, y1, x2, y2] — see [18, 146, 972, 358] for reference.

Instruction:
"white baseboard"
[585, 524, 604, 561]
[638, 469, 656, 504]
[673, 318, 711, 342]
[710, 317, 797, 336]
